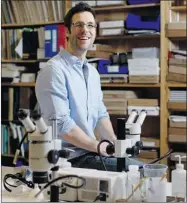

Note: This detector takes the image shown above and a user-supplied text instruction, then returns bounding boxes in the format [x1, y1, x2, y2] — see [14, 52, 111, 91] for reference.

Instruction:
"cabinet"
[1, 1, 186, 171]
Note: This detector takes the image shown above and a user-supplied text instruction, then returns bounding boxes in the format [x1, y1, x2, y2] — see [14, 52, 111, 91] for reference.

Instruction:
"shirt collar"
[59, 48, 88, 68]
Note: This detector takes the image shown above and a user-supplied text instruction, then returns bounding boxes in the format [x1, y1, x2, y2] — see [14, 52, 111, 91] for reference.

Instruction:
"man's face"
[67, 11, 96, 55]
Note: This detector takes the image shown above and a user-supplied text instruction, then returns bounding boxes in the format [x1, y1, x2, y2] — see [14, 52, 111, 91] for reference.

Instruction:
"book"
[128, 99, 159, 106]
[169, 58, 186, 66]
[169, 65, 186, 75]
[167, 72, 187, 83]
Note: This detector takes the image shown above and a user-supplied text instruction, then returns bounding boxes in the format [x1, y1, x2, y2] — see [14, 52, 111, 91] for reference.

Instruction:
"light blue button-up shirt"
[35, 49, 109, 143]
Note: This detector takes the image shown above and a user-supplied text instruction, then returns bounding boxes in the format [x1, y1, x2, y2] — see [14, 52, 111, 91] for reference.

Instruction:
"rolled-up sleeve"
[35, 65, 76, 135]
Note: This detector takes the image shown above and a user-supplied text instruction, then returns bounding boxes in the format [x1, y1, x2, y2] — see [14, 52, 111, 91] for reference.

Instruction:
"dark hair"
[64, 2, 96, 32]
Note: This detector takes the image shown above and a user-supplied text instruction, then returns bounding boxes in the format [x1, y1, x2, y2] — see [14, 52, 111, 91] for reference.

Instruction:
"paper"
[15, 38, 23, 58]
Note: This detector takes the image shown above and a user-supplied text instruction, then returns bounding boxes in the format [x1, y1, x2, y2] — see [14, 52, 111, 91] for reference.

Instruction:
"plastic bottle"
[171, 155, 186, 200]
[126, 165, 140, 201]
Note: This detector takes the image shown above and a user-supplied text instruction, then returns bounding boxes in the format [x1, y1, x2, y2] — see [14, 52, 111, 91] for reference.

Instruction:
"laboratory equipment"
[143, 164, 168, 202]
[171, 155, 186, 200]
[106, 109, 146, 171]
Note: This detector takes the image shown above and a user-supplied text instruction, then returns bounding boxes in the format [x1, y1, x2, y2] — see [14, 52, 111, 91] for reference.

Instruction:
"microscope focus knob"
[59, 149, 70, 158]
[126, 146, 139, 156]
[48, 150, 59, 164]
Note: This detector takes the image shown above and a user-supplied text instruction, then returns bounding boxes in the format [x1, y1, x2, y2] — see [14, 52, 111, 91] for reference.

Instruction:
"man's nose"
[81, 24, 89, 31]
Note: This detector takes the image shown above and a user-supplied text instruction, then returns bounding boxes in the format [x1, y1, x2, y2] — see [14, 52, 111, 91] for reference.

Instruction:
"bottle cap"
[128, 165, 139, 171]
[175, 155, 186, 170]
[176, 164, 184, 170]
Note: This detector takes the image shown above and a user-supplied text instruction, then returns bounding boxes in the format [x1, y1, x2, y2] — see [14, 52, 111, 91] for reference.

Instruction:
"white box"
[132, 47, 160, 59]
[44, 167, 97, 202]
[78, 170, 127, 202]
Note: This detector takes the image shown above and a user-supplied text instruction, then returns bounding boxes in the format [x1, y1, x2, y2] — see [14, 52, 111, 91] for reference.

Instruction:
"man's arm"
[59, 125, 99, 152]
[96, 74, 116, 142]
[95, 117, 116, 143]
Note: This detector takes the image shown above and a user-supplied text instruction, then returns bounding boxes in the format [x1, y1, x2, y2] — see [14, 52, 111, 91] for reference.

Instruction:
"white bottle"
[126, 165, 140, 201]
[172, 155, 186, 200]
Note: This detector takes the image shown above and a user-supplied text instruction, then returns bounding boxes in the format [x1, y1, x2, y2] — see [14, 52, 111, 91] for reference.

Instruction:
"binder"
[44, 24, 58, 57]
[22, 31, 39, 59]
[58, 24, 66, 51]
[126, 13, 160, 32]
[98, 60, 128, 74]
[127, 0, 160, 5]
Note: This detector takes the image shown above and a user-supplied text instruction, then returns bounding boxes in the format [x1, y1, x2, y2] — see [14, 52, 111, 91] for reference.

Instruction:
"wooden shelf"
[1, 82, 36, 87]
[94, 3, 160, 12]
[1, 21, 64, 28]
[170, 6, 186, 11]
[1, 59, 39, 63]
[168, 102, 187, 111]
[96, 34, 160, 41]
[167, 83, 187, 88]
[1, 83, 161, 88]
[101, 83, 160, 88]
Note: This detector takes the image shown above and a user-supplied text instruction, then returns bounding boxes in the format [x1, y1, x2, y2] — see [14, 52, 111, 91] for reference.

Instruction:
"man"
[35, 2, 143, 171]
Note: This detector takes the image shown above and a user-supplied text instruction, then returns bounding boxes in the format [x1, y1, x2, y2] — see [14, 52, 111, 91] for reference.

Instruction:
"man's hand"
[98, 142, 113, 157]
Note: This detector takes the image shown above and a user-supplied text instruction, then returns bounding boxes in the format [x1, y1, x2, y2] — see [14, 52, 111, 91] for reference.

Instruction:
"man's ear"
[66, 30, 70, 41]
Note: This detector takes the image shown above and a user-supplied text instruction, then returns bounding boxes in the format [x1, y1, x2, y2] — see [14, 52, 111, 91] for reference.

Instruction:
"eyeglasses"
[71, 22, 97, 30]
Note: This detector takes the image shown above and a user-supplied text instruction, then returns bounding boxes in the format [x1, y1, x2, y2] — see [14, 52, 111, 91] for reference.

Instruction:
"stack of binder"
[103, 90, 141, 115]
[128, 47, 160, 83]
[167, 56, 187, 83]
[127, 99, 160, 116]
[98, 20, 125, 36]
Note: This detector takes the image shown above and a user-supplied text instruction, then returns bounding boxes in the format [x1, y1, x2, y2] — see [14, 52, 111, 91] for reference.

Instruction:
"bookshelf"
[1, 21, 64, 28]
[163, 0, 187, 174]
[1, 82, 36, 87]
[2, 59, 39, 63]
[1, 82, 161, 88]
[93, 2, 160, 11]
[170, 6, 186, 11]
[1, 0, 68, 158]
[96, 34, 160, 41]
[1, 0, 186, 172]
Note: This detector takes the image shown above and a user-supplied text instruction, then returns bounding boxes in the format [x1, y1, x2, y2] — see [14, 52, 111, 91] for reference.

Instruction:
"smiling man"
[35, 2, 143, 171]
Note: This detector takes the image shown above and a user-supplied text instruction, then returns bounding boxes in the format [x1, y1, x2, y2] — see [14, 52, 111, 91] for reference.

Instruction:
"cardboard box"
[168, 134, 186, 143]
[89, 44, 116, 53]
[129, 75, 159, 83]
[108, 110, 127, 115]
[168, 127, 186, 135]
[169, 120, 187, 128]
[167, 72, 187, 83]
[87, 50, 112, 59]
[168, 102, 186, 111]
[167, 22, 186, 30]
[141, 137, 160, 148]
[135, 158, 152, 163]
[169, 58, 186, 66]
[138, 150, 158, 159]
[169, 65, 186, 75]
[128, 99, 159, 107]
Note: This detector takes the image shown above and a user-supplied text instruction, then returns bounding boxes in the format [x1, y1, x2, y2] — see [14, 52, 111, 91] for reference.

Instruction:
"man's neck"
[68, 47, 87, 61]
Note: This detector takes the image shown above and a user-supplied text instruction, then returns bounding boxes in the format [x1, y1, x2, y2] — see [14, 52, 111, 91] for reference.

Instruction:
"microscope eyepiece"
[31, 111, 48, 134]
[31, 111, 41, 121]
[17, 109, 28, 120]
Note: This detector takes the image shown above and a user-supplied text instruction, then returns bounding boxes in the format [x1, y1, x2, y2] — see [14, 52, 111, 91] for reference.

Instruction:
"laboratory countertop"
[2, 183, 172, 202]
